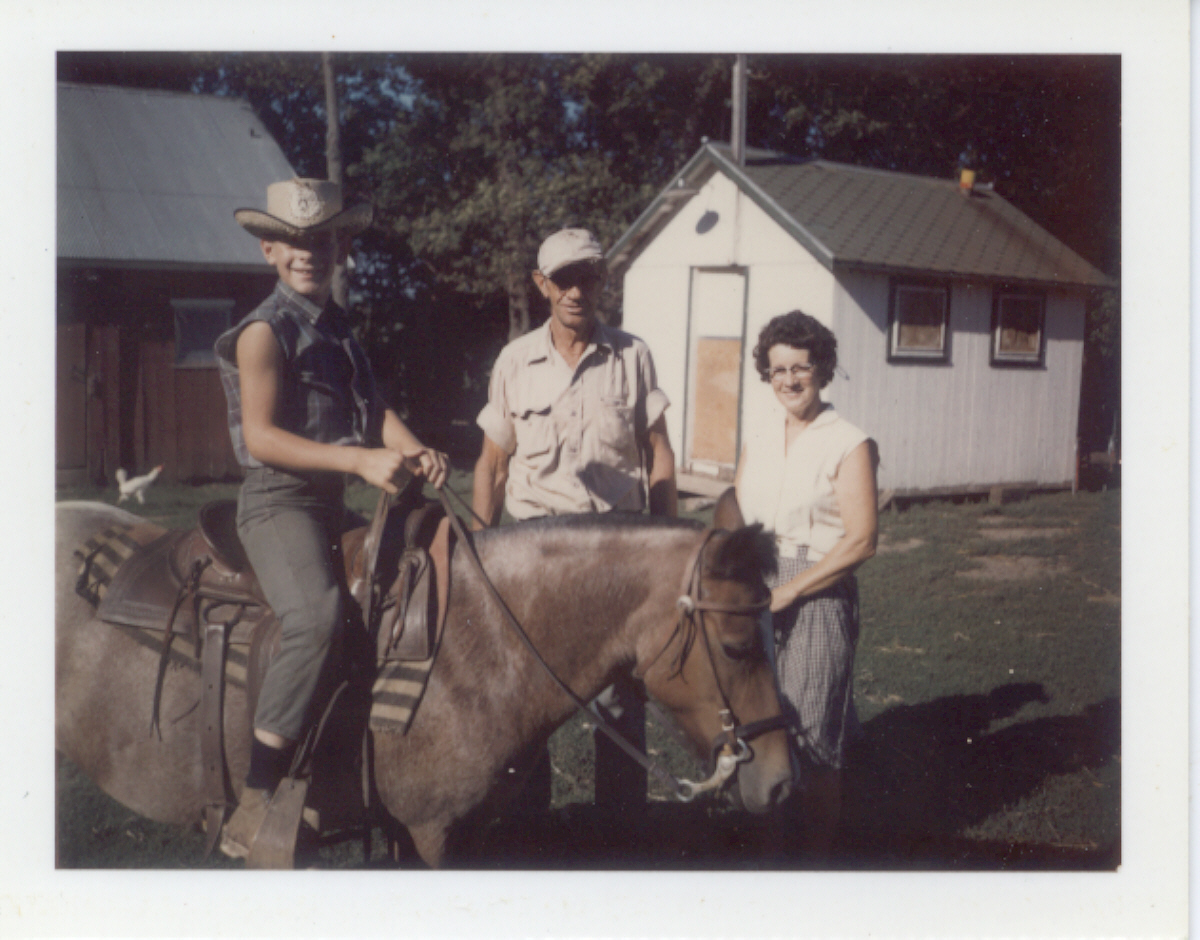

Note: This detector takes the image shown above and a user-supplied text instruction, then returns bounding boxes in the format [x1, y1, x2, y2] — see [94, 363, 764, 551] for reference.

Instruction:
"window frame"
[170, 298, 234, 369]
[887, 278, 951, 363]
[990, 287, 1047, 367]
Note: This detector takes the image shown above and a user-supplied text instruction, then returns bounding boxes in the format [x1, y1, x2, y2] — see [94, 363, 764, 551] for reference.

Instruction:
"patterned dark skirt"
[766, 547, 860, 769]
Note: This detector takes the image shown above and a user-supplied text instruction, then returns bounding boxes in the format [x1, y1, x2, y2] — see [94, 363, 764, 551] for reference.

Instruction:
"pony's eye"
[721, 639, 755, 661]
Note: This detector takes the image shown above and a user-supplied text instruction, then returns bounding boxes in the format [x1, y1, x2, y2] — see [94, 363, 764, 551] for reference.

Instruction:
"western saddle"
[82, 479, 452, 865]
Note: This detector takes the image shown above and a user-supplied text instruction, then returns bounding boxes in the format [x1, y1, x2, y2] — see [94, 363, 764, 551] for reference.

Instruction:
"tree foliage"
[58, 51, 1120, 450]
[357, 54, 734, 341]
[748, 55, 1120, 276]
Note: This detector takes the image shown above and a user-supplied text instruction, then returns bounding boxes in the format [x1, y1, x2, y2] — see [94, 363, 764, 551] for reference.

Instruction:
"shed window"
[888, 282, 949, 361]
[991, 290, 1045, 365]
[172, 299, 233, 368]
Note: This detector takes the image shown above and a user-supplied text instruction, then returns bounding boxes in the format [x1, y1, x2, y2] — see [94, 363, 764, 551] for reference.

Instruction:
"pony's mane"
[470, 514, 776, 583]
[473, 512, 703, 543]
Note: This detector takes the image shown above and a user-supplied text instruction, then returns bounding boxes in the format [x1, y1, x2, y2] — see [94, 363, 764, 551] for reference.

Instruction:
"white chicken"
[115, 465, 163, 504]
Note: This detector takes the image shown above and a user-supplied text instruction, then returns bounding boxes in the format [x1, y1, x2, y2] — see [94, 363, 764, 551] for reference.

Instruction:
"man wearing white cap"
[214, 178, 448, 857]
[473, 227, 678, 812]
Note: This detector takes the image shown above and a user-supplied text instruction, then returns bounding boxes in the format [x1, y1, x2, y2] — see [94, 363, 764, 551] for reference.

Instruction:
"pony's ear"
[707, 523, 777, 582]
[713, 487, 745, 531]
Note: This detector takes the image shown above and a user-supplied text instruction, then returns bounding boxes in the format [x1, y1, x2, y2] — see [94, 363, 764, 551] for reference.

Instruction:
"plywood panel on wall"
[687, 269, 745, 475]
[691, 338, 742, 465]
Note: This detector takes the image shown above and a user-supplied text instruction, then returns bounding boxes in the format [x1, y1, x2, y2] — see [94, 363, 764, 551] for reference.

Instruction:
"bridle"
[636, 526, 789, 799]
[437, 486, 788, 802]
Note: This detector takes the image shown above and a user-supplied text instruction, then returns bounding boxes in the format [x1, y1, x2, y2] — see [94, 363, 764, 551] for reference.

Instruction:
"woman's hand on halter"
[769, 582, 802, 613]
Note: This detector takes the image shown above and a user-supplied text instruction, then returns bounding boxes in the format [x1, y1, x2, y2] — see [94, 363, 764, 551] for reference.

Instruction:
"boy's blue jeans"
[237, 466, 347, 742]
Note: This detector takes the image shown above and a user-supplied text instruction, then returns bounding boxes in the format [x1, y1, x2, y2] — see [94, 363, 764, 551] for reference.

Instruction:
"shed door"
[57, 324, 88, 477]
[686, 269, 746, 478]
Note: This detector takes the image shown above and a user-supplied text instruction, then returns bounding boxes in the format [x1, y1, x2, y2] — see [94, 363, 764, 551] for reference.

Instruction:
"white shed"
[609, 143, 1115, 498]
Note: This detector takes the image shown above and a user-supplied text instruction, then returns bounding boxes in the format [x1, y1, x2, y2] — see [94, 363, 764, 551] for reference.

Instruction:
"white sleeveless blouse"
[736, 404, 869, 562]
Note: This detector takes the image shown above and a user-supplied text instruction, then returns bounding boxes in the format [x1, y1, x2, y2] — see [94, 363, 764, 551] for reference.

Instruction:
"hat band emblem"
[290, 187, 323, 222]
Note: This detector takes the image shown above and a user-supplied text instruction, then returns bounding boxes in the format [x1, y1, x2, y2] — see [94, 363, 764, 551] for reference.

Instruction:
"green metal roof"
[610, 143, 1115, 290]
[58, 82, 296, 270]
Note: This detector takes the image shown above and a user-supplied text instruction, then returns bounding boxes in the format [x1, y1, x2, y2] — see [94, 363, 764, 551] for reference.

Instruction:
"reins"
[435, 487, 682, 795]
[433, 484, 784, 802]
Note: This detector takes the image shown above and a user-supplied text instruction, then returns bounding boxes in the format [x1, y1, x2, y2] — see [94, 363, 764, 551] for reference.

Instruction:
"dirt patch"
[876, 535, 925, 554]
[979, 527, 1071, 541]
[875, 639, 926, 654]
[958, 556, 1071, 581]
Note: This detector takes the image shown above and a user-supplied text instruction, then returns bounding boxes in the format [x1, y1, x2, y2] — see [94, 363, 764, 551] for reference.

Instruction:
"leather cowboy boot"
[220, 786, 271, 859]
[221, 737, 292, 858]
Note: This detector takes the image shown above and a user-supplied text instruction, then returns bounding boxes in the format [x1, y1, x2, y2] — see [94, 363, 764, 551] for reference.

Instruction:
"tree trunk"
[506, 265, 530, 341]
[322, 52, 349, 310]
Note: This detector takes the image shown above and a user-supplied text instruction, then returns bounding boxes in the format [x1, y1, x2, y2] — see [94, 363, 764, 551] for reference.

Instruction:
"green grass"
[836, 491, 1120, 860]
[55, 479, 1120, 868]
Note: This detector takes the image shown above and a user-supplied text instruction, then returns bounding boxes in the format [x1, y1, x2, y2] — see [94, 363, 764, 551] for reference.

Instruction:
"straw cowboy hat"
[235, 178, 373, 239]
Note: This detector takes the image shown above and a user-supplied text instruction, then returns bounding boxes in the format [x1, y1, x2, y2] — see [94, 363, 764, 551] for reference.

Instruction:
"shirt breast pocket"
[514, 405, 555, 458]
[595, 396, 637, 462]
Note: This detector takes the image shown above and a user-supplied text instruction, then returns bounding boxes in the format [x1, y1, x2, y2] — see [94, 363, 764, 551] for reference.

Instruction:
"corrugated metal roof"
[611, 143, 1114, 289]
[58, 82, 295, 269]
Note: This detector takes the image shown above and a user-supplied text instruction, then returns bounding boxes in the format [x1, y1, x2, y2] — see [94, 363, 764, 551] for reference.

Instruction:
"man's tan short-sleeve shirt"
[476, 320, 669, 520]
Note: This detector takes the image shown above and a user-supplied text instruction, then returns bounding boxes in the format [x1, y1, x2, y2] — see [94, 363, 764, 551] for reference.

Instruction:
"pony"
[56, 501, 793, 867]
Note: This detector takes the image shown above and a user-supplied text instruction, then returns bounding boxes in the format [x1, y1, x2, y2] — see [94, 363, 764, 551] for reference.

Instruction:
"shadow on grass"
[839, 683, 1120, 869]
[465, 683, 1120, 872]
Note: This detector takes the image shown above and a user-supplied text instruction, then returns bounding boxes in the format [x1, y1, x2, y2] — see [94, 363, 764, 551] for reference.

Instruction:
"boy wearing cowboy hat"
[214, 178, 449, 858]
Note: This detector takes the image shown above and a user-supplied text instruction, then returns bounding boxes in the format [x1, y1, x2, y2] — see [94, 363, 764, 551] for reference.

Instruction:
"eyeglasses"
[549, 263, 605, 291]
[769, 363, 815, 382]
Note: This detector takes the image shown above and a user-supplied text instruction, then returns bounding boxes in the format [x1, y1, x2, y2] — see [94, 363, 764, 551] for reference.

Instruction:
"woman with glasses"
[734, 309, 878, 858]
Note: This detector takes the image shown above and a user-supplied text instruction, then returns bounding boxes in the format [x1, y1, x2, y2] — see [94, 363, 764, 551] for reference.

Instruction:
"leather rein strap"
[357, 469, 418, 626]
[436, 487, 683, 795]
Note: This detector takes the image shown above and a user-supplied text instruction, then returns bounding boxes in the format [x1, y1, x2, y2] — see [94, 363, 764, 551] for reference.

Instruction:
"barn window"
[171, 299, 233, 368]
[888, 282, 949, 361]
[991, 290, 1046, 366]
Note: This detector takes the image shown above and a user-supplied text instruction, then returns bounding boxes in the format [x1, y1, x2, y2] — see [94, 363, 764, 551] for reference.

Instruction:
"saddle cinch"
[79, 484, 453, 863]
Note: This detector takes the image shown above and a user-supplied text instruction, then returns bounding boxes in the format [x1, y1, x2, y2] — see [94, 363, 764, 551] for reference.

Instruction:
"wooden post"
[322, 52, 349, 311]
[731, 55, 748, 167]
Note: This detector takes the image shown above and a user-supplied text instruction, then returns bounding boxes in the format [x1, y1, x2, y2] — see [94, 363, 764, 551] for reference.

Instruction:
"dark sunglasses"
[549, 263, 605, 290]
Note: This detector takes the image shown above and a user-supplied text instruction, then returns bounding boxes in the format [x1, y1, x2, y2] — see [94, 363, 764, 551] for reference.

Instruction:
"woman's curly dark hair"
[753, 310, 838, 388]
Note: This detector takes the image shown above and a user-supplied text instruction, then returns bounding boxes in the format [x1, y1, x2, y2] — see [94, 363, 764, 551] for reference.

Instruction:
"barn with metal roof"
[57, 82, 296, 486]
[611, 142, 1115, 498]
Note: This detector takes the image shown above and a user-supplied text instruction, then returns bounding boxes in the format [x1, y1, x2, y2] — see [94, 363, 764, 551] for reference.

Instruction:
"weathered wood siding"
[57, 266, 272, 486]
[829, 270, 1085, 492]
[56, 323, 121, 485]
[56, 326, 241, 487]
[56, 323, 88, 478]
[134, 341, 239, 482]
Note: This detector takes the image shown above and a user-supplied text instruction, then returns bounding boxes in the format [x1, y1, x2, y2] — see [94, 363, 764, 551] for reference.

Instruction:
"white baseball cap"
[537, 228, 606, 277]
